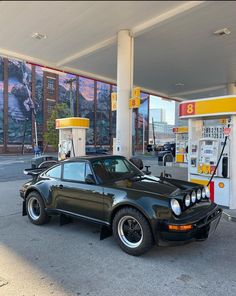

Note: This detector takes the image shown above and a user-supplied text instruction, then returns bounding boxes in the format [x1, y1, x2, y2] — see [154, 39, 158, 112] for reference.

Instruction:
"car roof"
[61, 154, 126, 163]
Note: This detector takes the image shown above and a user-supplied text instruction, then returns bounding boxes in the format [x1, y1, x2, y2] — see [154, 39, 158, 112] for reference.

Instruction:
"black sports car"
[20, 155, 222, 256]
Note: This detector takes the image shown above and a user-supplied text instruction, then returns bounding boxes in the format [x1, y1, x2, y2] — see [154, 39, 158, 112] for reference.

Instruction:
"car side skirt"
[46, 208, 110, 227]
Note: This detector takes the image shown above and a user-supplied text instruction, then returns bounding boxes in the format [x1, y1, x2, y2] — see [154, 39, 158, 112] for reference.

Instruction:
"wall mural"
[0, 57, 3, 144]
[96, 82, 111, 145]
[59, 73, 76, 116]
[78, 77, 95, 145]
[0, 56, 153, 150]
[35, 66, 44, 146]
[8, 59, 33, 144]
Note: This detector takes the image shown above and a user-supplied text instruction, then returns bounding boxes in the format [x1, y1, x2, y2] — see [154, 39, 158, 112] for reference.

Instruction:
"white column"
[228, 83, 236, 209]
[227, 83, 236, 95]
[116, 30, 134, 159]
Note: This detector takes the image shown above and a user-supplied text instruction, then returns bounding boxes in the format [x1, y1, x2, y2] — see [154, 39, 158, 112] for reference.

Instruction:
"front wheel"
[26, 191, 50, 225]
[112, 207, 153, 256]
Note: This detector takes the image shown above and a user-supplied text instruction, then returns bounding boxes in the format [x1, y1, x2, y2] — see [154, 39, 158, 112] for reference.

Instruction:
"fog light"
[185, 194, 191, 207]
[170, 199, 182, 216]
[191, 191, 196, 203]
[197, 189, 201, 201]
[204, 186, 210, 198]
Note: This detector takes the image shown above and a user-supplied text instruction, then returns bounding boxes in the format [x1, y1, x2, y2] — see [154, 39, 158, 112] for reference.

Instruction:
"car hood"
[113, 175, 181, 197]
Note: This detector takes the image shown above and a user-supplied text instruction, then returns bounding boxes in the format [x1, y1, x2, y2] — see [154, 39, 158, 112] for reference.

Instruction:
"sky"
[149, 95, 176, 125]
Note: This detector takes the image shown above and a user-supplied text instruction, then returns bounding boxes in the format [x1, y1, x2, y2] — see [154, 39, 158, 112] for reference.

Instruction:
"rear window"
[45, 165, 61, 179]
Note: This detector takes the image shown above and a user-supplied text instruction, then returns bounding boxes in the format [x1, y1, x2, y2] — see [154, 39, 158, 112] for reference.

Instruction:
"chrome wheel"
[117, 215, 143, 248]
[27, 197, 41, 220]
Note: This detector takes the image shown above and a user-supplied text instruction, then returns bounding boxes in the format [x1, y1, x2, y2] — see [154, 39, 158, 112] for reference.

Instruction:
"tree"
[43, 103, 71, 149]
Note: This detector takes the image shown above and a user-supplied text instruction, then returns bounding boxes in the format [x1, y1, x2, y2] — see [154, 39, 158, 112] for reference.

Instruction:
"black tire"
[26, 191, 50, 225]
[112, 207, 153, 256]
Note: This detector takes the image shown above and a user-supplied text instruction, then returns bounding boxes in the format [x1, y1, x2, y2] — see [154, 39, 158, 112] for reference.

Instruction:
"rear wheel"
[112, 207, 153, 256]
[26, 191, 50, 225]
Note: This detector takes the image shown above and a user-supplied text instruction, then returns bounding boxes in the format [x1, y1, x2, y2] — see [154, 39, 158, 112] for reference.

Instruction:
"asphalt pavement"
[0, 155, 236, 296]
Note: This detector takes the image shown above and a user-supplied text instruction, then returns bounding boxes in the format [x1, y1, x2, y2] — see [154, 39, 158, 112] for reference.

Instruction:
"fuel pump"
[179, 95, 236, 209]
[56, 117, 89, 160]
[173, 127, 188, 164]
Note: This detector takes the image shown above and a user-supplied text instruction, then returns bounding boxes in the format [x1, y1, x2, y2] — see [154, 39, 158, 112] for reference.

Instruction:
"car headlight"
[185, 194, 191, 207]
[170, 199, 182, 216]
[197, 189, 202, 201]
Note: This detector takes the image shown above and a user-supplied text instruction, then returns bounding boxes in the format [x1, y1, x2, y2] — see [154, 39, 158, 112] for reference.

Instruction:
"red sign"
[179, 102, 196, 117]
[224, 127, 231, 136]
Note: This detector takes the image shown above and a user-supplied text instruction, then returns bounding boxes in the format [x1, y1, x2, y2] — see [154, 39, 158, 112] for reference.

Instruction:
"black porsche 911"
[20, 155, 222, 256]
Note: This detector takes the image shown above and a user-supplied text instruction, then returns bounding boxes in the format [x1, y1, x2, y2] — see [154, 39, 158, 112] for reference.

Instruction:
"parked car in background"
[86, 146, 109, 155]
[20, 155, 222, 256]
[163, 143, 176, 157]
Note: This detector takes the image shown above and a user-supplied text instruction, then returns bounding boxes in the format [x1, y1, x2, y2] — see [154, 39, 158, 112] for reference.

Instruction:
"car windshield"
[91, 157, 143, 183]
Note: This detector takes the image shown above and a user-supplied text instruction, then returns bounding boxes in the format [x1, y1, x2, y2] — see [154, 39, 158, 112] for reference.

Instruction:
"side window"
[85, 163, 92, 176]
[63, 162, 86, 182]
[45, 165, 61, 179]
[103, 158, 129, 173]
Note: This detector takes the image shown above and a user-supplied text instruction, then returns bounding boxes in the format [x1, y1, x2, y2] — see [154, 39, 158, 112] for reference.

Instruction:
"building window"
[47, 78, 55, 95]
[96, 82, 111, 146]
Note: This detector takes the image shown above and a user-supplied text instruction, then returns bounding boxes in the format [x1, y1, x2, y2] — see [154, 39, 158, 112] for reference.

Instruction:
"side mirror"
[85, 174, 96, 184]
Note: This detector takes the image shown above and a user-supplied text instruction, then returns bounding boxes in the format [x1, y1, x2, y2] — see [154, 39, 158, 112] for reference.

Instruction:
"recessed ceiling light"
[175, 82, 184, 87]
[31, 32, 47, 40]
[214, 28, 231, 36]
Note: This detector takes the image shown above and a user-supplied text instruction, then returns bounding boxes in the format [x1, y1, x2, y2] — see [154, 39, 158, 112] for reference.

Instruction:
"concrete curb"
[222, 211, 236, 223]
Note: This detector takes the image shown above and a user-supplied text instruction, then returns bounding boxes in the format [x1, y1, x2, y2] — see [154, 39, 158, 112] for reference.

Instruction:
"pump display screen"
[205, 140, 213, 145]
[205, 149, 213, 154]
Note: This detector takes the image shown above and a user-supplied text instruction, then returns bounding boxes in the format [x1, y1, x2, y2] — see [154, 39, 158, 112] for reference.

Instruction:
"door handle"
[59, 184, 64, 189]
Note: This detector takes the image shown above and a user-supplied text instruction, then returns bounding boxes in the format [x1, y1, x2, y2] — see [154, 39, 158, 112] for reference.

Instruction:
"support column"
[228, 83, 236, 209]
[227, 83, 236, 95]
[116, 30, 134, 159]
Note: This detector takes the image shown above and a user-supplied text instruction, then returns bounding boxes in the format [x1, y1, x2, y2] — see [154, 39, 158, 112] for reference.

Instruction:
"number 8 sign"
[179, 102, 196, 117]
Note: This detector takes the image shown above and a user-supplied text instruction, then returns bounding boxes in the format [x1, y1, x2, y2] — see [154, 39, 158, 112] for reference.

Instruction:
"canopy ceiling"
[0, 1, 235, 100]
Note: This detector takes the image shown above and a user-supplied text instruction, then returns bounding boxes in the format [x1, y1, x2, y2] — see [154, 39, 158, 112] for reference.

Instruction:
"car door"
[55, 161, 104, 222]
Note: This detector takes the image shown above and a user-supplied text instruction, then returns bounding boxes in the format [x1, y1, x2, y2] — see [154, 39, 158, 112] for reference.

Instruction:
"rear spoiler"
[23, 167, 46, 179]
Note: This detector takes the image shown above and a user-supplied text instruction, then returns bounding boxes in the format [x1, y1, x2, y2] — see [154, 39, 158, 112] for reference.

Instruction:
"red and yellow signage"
[132, 87, 141, 98]
[173, 127, 188, 133]
[111, 92, 117, 111]
[129, 97, 141, 109]
[56, 117, 89, 129]
[179, 96, 236, 118]
[129, 87, 141, 109]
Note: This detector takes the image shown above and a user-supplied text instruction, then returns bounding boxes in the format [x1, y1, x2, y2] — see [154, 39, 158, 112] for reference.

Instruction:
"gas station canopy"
[1, 1, 236, 100]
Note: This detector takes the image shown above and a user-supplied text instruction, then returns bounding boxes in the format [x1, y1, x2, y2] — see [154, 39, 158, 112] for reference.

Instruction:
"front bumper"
[157, 205, 222, 246]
